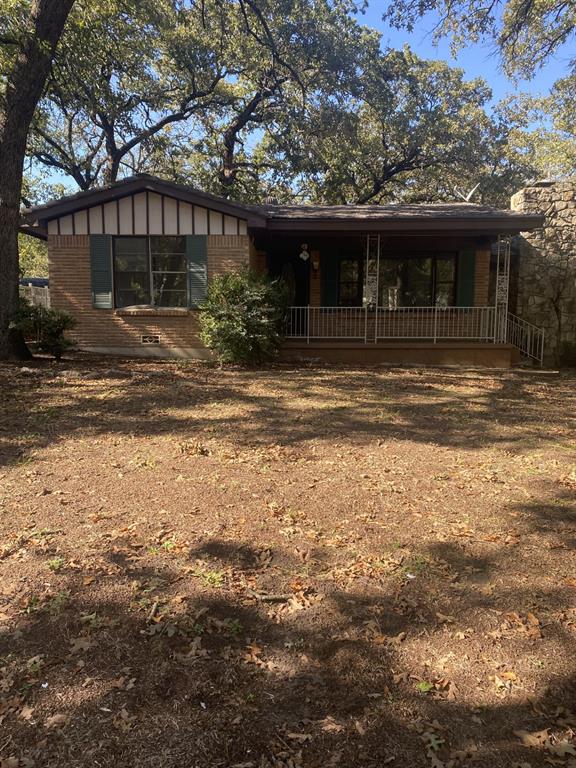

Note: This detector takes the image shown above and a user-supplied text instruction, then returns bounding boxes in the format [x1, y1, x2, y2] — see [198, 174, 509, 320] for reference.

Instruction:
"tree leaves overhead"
[383, 0, 576, 81]
[27, 0, 536, 204]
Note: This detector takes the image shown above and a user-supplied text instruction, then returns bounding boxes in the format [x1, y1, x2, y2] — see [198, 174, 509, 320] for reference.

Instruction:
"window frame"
[113, 235, 188, 310]
[337, 255, 364, 307]
[378, 253, 458, 308]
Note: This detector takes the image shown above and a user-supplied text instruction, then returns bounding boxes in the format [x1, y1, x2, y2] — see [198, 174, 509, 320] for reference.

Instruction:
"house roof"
[22, 174, 268, 231]
[22, 174, 544, 237]
[247, 201, 543, 233]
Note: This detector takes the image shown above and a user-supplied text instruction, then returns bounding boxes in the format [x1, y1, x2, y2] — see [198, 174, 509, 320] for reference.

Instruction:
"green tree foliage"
[497, 86, 576, 183]
[29, 0, 235, 188]
[383, 0, 576, 80]
[14, 299, 76, 360]
[254, 48, 528, 205]
[199, 269, 288, 364]
[26, 0, 534, 206]
[19, 235, 48, 277]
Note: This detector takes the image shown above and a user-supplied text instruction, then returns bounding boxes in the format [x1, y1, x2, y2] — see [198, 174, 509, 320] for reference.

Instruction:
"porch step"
[281, 341, 516, 368]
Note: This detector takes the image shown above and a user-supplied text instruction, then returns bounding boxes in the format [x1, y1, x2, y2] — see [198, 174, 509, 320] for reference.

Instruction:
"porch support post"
[364, 234, 380, 343]
[495, 236, 511, 343]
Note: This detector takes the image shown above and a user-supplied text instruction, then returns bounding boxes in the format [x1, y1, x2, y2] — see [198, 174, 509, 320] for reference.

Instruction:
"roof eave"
[24, 175, 266, 228]
[261, 215, 544, 233]
[19, 223, 48, 241]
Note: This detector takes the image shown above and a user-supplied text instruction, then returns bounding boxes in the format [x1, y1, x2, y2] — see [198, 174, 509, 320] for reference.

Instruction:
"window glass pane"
[150, 235, 186, 255]
[340, 260, 359, 282]
[153, 273, 187, 292]
[339, 258, 361, 306]
[379, 260, 401, 307]
[152, 254, 187, 272]
[114, 238, 150, 307]
[150, 236, 187, 307]
[435, 284, 453, 307]
[153, 291, 187, 307]
[436, 257, 455, 281]
[379, 258, 433, 306]
[153, 274, 187, 307]
[434, 256, 455, 306]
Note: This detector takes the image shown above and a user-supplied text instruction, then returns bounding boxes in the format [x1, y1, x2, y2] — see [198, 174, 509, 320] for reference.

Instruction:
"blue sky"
[360, 3, 568, 103]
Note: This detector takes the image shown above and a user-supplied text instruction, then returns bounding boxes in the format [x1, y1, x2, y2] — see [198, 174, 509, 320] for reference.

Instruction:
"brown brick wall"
[309, 251, 322, 306]
[207, 235, 250, 280]
[474, 249, 490, 306]
[49, 234, 249, 350]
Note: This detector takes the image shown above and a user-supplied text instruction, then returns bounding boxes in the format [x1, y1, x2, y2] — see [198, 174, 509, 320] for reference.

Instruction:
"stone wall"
[511, 180, 576, 364]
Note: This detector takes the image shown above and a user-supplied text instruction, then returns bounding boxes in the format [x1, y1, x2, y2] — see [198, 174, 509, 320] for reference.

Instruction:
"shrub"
[199, 269, 288, 364]
[14, 299, 76, 361]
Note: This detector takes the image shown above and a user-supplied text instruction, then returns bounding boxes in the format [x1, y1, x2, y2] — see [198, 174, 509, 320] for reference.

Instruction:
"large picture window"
[338, 257, 363, 306]
[379, 255, 456, 308]
[113, 236, 187, 309]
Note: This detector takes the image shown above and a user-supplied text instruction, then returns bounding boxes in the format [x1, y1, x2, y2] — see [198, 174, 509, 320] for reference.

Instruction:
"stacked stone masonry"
[511, 181, 576, 364]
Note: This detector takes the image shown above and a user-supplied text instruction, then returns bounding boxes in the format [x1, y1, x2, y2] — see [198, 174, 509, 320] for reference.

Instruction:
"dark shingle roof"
[23, 174, 544, 236]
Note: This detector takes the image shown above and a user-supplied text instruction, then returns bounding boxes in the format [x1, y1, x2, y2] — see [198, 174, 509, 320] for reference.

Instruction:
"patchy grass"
[0, 358, 575, 768]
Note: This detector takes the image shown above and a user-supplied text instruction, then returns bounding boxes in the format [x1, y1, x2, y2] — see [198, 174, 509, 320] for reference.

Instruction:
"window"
[379, 255, 456, 307]
[151, 236, 187, 308]
[113, 236, 187, 309]
[434, 256, 455, 307]
[113, 237, 150, 308]
[338, 257, 363, 306]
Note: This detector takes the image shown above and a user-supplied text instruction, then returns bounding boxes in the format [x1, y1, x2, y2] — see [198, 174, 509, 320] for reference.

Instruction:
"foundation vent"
[141, 334, 160, 345]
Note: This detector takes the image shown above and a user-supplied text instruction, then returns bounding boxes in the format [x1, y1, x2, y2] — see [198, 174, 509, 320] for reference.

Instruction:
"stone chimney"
[511, 180, 576, 365]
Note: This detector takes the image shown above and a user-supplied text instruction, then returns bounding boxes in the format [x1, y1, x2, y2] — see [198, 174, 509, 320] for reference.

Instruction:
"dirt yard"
[0, 359, 575, 768]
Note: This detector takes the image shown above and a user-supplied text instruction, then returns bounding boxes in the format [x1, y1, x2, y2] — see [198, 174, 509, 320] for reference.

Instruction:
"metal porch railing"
[285, 306, 545, 365]
[506, 312, 545, 365]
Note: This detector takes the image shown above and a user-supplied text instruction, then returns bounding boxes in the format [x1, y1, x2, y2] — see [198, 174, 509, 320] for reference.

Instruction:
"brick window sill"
[115, 307, 195, 317]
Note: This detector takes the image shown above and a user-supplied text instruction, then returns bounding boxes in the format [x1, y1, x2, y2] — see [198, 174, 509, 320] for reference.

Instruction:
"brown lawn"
[0, 359, 575, 768]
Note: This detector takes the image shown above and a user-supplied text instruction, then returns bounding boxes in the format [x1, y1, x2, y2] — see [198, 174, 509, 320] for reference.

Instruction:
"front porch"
[281, 340, 517, 367]
[255, 232, 545, 367]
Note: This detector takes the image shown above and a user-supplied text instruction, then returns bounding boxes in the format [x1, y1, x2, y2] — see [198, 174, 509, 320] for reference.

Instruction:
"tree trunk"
[0, 0, 75, 359]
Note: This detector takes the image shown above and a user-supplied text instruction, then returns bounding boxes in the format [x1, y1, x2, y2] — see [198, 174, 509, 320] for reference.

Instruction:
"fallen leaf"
[286, 732, 312, 743]
[548, 741, 576, 757]
[318, 716, 344, 733]
[69, 637, 95, 654]
[514, 729, 549, 748]
[44, 712, 68, 730]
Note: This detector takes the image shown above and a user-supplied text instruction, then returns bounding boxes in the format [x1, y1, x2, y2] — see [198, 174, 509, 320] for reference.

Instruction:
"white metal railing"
[286, 306, 496, 343]
[506, 312, 545, 365]
[285, 306, 545, 365]
[286, 306, 367, 342]
[375, 306, 496, 342]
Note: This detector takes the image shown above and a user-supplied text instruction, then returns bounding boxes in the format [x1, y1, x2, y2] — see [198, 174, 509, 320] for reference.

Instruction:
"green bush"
[199, 269, 288, 364]
[14, 299, 76, 361]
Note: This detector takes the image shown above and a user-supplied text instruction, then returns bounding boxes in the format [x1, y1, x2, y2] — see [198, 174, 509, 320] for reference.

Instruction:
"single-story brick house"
[23, 174, 545, 367]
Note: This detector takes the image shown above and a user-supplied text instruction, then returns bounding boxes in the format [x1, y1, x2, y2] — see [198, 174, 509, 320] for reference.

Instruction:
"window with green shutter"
[186, 235, 208, 308]
[456, 251, 476, 306]
[90, 234, 208, 309]
[90, 234, 113, 309]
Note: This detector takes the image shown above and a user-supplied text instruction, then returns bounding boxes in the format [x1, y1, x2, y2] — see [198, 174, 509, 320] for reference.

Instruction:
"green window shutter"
[90, 234, 113, 309]
[322, 255, 339, 306]
[456, 250, 476, 306]
[186, 235, 208, 308]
